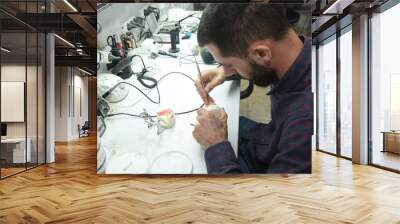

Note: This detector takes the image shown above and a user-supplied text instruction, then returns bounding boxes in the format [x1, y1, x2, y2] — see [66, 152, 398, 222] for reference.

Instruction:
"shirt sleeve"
[267, 114, 313, 173]
[204, 141, 243, 174]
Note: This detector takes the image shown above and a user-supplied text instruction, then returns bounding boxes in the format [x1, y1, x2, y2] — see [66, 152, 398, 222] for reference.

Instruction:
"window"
[0, 1, 47, 179]
[317, 35, 337, 154]
[370, 2, 400, 171]
[312, 45, 317, 150]
[339, 27, 352, 158]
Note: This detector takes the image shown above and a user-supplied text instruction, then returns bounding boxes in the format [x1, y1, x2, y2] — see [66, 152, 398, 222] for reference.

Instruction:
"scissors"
[108, 35, 126, 58]
[193, 55, 210, 104]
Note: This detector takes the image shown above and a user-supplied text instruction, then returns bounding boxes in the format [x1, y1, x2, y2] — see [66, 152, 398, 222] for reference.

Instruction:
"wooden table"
[1, 138, 32, 164]
[381, 131, 400, 154]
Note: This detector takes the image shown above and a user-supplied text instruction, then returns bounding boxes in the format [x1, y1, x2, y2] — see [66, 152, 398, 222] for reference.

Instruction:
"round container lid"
[150, 151, 193, 174]
[106, 152, 149, 174]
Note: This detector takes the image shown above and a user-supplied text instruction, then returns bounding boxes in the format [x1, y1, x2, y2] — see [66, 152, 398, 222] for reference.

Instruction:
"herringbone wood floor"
[0, 135, 400, 224]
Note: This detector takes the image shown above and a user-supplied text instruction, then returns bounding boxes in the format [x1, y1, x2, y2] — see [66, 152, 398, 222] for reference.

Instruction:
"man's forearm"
[204, 141, 243, 174]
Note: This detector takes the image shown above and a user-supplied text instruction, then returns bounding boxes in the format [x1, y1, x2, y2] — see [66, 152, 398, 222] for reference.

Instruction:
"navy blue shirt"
[204, 37, 313, 174]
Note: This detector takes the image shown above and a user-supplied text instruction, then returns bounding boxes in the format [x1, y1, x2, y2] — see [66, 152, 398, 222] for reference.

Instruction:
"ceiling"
[311, 0, 390, 42]
[0, 0, 96, 74]
[0, 32, 45, 65]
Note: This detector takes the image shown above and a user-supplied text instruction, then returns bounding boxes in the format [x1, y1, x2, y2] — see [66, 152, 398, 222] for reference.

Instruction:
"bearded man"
[192, 3, 313, 174]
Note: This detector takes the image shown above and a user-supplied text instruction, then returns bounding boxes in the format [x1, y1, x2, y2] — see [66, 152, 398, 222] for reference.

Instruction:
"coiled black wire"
[104, 71, 204, 119]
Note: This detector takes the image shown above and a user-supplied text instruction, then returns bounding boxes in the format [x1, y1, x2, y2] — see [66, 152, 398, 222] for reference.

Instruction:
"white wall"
[1, 63, 46, 164]
[1, 65, 37, 137]
[55, 67, 89, 141]
[55, 66, 68, 141]
[1, 65, 26, 140]
[72, 72, 89, 138]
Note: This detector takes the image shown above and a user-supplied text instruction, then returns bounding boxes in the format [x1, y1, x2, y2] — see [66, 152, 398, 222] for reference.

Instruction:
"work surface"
[1, 135, 400, 223]
[1, 138, 26, 143]
[100, 36, 240, 174]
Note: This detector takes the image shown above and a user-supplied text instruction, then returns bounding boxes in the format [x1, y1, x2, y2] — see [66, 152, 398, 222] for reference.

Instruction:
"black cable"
[124, 54, 158, 89]
[103, 81, 160, 104]
[104, 112, 145, 118]
[178, 13, 196, 23]
[158, 71, 196, 83]
[104, 72, 204, 119]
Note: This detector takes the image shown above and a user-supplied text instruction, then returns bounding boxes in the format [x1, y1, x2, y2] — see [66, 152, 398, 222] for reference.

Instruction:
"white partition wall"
[1, 82, 25, 122]
[0, 1, 47, 179]
[54, 67, 89, 141]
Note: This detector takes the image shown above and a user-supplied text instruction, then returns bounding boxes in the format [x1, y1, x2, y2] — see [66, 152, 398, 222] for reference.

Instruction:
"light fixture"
[63, 0, 78, 12]
[1, 47, 11, 53]
[54, 34, 75, 48]
[76, 48, 85, 55]
[322, 0, 354, 15]
[78, 67, 93, 76]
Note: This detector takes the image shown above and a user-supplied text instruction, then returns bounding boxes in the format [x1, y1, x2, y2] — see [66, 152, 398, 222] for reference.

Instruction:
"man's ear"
[248, 41, 272, 65]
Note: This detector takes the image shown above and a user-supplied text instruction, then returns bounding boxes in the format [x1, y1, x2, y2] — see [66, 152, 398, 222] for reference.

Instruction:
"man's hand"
[195, 67, 226, 105]
[192, 107, 228, 149]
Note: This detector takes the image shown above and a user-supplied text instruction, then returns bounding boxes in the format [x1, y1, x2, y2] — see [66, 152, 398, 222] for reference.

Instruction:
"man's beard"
[248, 60, 279, 87]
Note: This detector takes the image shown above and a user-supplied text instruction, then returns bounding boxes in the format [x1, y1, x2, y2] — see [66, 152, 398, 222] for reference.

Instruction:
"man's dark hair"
[197, 3, 291, 57]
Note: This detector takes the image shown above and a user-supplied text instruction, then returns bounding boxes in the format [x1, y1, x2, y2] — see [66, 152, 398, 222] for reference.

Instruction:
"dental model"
[190, 104, 223, 127]
[157, 108, 176, 129]
[204, 104, 222, 118]
[140, 108, 176, 135]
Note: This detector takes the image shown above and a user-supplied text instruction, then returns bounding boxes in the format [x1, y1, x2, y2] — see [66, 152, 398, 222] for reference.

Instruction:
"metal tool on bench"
[194, 55, 211, 105]
[140, 108, 175, 135]
[193, 55, 223, 119]
[158, 50, 177, 58]
[107, 34, 125, 58]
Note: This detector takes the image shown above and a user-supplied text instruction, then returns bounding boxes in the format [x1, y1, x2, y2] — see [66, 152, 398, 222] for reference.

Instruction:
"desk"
[1, 138, 32, 163]
[100, 35, 240, 174]
[382, 131, 400, 154]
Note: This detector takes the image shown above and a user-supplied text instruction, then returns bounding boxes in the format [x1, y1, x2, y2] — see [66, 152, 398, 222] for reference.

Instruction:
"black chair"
[225, 74, 254, 100]
[79, 121, 90, 138]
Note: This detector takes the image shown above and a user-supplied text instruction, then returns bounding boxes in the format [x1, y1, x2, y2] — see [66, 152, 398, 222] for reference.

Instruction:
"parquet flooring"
[1, 167, 25, 178]
[0, 135, 399, 223]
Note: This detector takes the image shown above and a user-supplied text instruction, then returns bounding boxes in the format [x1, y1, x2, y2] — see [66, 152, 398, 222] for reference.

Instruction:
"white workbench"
[100, 34, 240, 174]
[1, 138, 32, 163]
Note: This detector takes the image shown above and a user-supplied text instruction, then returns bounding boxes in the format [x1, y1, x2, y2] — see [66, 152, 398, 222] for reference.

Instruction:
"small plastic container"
[150, 151, 193, 174]
[106, 152, 149, 174]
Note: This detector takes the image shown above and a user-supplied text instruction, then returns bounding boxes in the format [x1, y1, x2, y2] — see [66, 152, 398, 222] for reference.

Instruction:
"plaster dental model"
[157, 108, 176, 129]
[203, 104, 222, 118]
[141, 108, 176, 134]
[190, 104, 223, 127]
